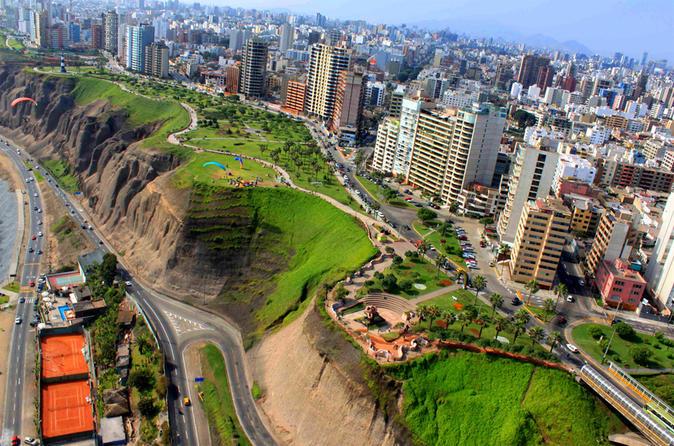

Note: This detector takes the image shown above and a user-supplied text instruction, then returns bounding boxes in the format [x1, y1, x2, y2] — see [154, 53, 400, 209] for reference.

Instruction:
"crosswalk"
[163, 310, 211, 335]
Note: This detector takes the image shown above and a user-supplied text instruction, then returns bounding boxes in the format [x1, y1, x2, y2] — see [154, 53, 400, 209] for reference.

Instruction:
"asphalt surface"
[1, 142, 43, 443]
[0, 139, 275, 445]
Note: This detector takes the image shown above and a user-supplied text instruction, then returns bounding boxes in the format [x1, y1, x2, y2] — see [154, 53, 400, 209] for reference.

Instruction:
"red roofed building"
[595, 258, 646, 311]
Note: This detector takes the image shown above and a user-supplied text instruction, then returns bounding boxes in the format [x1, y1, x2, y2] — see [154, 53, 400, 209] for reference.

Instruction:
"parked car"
[555, 315, 568, 326]
[566, 295, 574, 302]
[511, 297, 522, 306]
[15, 317, 22, 324]
[566, 344, 579, 353]
[183, 397, 191, 406]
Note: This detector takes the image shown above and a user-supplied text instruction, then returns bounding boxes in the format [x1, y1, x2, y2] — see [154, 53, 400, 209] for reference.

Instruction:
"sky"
[213, 0, 674, 63]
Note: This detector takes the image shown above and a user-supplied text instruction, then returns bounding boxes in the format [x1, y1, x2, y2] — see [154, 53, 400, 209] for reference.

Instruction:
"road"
[0, 139, 276, 445]
[0, 142, 43, 443]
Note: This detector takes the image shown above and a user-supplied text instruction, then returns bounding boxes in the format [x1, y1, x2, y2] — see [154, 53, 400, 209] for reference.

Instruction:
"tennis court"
[41, 333, 89, 380]
[46, 270, 84, 290]
[41, 380, 94, 439]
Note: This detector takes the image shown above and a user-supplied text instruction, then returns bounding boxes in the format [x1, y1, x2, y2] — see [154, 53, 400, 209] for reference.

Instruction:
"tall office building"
[509, 197, 571, 289]
[144, 41, 169, 78]
[239, 38, 268, 98]
[330, 70, 365, 136]
[645, 193, 674, 309]
[406, 103, 506, 206]
[102, 10, 118, 54]
[304, 44, 350, 121]
[517, 54, 551, 89]
[278, 23, 294, 52]
[126, 24, 154, 72]
[497, 145, 559, 244]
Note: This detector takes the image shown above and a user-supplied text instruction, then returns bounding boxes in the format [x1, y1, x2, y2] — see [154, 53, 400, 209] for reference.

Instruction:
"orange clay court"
[41, 380, 94, 439]
[41, 333, 89, 380]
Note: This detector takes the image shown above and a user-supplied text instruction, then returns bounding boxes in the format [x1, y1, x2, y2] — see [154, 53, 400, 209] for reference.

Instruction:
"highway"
[0, 142, 43, 443]
[0, 138, 276, 445]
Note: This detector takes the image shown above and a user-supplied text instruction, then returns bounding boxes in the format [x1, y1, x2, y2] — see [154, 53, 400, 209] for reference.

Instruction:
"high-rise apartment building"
[517, 55, 551, 89]
[304, 44, 350, 121]
[330, 70, 365, 137]
[102, 10, 118, 55]
[509, 197, 571, 289]
[282, 79, 307, 115]
[225, 64, 240, 94]
[586, 205, 638, 277]
[406, 103, 506, 206]
[91, 22, 103, 49]
[645, 193, 674, 309]
[278, 23, 294, 52]
[239, 38, 268, 98]
[126, 24, 154, 72]
[498, 145, 559, 244]
[389, 86, 405, 117]
[143, 42, 169, 78]
[391, 98, 422, 176]
[372, 118, 400, 174]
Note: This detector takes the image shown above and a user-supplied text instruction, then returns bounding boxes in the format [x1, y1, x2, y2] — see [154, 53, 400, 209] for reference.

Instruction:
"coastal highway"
[0, 142, 44, 443]
[0, 139, 275, 445]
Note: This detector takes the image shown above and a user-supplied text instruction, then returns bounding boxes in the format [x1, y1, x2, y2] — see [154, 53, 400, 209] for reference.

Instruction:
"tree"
[381, 274, 398, 293]
[100, 253, 118, 286]
[512, 309, 531, 343]
[129, 367, 156, 393]
[458, 311, 472, 334]
[417, 304, 428, 326]
[615, 322, 636, 340]
[489, 293, 504, 318]
[547, 331, 563, 352]
[392, 255, 403, 266]
[543, 299, 556, 315]
[334, 283, 349, 300]
[513, 109, 537, 129]
[524, 279, 539, 305]
[528, 326, 545, 346]
[426, 305, 441, 329]
[494, 316, 509, 340]
[588, 326, 605, 339]
[554, 283, 568, 312]
[472, 275, 487, 305]
[631, 346, 652, 366]
[435, 254, 447, 278]
[417, 208, 437, 223]
[416, 241, 429, 255]
[138, 396, 159, 418]
[384, 246, 395, 255]
[442, 311, 456, 328]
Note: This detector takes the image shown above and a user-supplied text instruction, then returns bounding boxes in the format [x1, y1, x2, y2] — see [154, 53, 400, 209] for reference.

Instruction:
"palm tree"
[426, 305, 441, 330]
[416, 304, 428, 327]
[493, 316, 509, 340]
[477, 317, 488, 338]
[472, 275, 487, 305]
[489, 293, 504, 318]
[458, 311, 472, 334]
[435, 254, 447, 278]
[554, 283, 568, 311]
[512, 309, 531, 343]
[547, 331, 563, 353]
[528, 326, 545, 346]
[524, 279, 539, 305]
[442, 311, 456, 328]
[543, 299, 556, 316]
[417, 241, 429, 255]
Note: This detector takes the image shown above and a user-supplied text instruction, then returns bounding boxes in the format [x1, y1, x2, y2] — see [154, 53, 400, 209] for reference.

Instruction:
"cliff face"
[250, 302, 411, 446]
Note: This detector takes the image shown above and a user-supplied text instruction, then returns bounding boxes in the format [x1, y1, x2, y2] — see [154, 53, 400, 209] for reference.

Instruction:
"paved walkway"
[408, 284, 461, 305]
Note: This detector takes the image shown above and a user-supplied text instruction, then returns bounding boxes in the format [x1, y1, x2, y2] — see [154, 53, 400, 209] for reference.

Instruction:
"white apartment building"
[441, 89, 479, 109]
[371, 118, 400, 174]
[645, 193, 674, 310]
[587, 125, 611, 145]
[497, 145, 559, 244]
[552, 154, 597, 194]
[391, 98, 422, 176]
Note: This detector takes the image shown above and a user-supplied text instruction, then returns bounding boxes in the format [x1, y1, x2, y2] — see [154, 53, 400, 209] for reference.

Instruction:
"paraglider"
[202, 161, 228, 171]
[11, 97, 37, 107]
[233, 156, 244, 169]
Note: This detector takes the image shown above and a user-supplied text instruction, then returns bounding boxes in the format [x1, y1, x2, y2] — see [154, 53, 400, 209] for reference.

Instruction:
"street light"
[601, 300, 624, 363]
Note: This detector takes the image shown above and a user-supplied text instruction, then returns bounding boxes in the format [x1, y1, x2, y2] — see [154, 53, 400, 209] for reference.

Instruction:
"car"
[98, 241, 104, 245]
[33, 206, 37, 211]
[403, 196, 413, 201]
[38, 208, 42, 213]
[467, 264, 479, 269]
[511, 297, 522, 306]
[38, 221, 42, 225]
[480, 241, 487, 248]
[29, 281, 35, 287]
[11, 435, 20, 446]
[566, 295, 574, 302]
[183, 396, 191, 406]
[33, 193, 37, 197]
[566, 344, 579, 353]
[15, 317, 22, 324]
[31, 235, 36, 240]
[24, 437, 38, 445]
[37, 250, 43, 255]
[578, 279, 585, 287]
[28, 247, 34, 253]
[19, 297, 25, 304]
[555, 315, 568, 325]
[125, 281, 132, 286]
[38, 231, 43, 237]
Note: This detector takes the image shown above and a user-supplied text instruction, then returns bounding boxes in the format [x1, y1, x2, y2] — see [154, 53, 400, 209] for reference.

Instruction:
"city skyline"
[209, 0, 674, 64]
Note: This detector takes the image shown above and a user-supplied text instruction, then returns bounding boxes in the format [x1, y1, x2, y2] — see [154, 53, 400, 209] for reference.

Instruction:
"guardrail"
[580, 365, 674, 446]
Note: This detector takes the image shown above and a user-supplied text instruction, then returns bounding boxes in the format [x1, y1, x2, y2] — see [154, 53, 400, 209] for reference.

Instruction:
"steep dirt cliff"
[250, 301, 411, 446]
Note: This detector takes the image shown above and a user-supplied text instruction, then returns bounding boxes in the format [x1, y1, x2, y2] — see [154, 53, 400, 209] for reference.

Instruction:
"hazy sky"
[215, 0, 674, 62]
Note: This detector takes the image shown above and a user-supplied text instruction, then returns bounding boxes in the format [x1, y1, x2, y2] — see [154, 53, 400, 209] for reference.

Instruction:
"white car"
[566, 344, 579, 353]
[124, 281, 132, 287]
[38, 231, 43, 237]
[566, 295, 574, 302]
[15, 317, 22, 324]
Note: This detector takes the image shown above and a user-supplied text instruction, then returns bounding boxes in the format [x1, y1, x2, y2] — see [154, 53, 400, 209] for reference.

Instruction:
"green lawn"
[528, 305, 556, 322]
[198, 343, 250, 446]
[364, 258, 444, 298]
[388, 351, 624, 445]
[42, 159, 79, 192]
[3, 281, 20, 293]
[7, 37, 23, 50]
[172, 151, 277, 189]
[413, 221, 465, 267]
[355, 175, 412, 209]
[572, 323, 674, 369]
